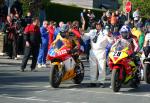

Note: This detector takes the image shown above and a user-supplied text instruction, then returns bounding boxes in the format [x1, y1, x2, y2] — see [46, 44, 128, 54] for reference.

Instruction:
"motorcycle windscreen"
[48, 40, 64, 57]
[109, 41, 129, 64]
[48, 39, 71, 61]
[111, 40, 130, 51]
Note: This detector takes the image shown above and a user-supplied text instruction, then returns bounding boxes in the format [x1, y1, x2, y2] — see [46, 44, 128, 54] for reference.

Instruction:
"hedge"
[45, 3, 105, 23]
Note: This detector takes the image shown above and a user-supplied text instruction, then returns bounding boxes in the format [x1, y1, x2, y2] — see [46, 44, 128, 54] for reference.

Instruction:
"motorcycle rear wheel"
[144, 64, 150, 84]
[72, 62, 84, 84]
[111, 69, 121, 92]
[49, 65, 62, 88]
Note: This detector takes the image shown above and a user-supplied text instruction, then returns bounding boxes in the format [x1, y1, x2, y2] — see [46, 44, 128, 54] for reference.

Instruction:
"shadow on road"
[0, 62, 21, 66]
[58, 82, 111, 89]
[121, 84, 150, 93]
[0, 75, 49, 85]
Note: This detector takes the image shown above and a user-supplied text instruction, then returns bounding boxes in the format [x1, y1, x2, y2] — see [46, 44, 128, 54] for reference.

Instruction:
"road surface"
[0, 55, 150, 103]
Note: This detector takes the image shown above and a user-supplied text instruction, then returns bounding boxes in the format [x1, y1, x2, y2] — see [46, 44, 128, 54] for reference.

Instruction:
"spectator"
[48, 21, 56, 49]
[21, 17, 41, 72]
[37, 21, 49, 68]
[11, 0, 23, 17]
[106, 10, 111, 23]
[101, 12, 108, 27]
[110, 12, 118, 27]
[118, 11, 127, 29]
[144, 19, 150, 34]
[71, 21, 81, 38]
[80, 9, 88, 30]
[0, 15, 6, 54]
[13, 13, 24, 56]
[87, 10, 95, 29]
[10, 13, 14, 20]
[133, 8, 140, 20]
[24, 12, 33, 26]
[115, 10, 119, 19]
[3, 15, 17, 59]
[53, 21, 64, 40]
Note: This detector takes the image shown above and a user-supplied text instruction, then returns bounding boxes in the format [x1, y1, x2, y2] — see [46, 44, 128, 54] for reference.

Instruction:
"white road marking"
[65, 88, 150, 98]
[0, 85, 39, 88]
[0, 95, 48, 102]
[34, 90, 47, 93]
[52, 101, 62, 103]
[44, 85, 51, 88]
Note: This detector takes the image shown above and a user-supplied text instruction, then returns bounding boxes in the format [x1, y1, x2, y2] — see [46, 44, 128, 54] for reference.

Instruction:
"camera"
[92, 35, 98, 43]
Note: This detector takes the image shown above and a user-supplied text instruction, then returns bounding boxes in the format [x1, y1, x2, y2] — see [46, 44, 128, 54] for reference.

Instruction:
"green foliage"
[20, 0, 44, 16]
[20, 0, 31, 15]
[0, 0, 4, 6]
[130, 0, 150, 18]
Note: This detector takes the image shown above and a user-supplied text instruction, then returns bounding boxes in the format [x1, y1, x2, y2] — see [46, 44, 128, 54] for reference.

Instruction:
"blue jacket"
[53, 27, 60, 40]
[40, 26, 49, 44]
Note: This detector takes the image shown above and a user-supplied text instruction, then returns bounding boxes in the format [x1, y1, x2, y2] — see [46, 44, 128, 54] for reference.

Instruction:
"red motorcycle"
[108, 41, 140, 92]
[47, 39, 84, 88]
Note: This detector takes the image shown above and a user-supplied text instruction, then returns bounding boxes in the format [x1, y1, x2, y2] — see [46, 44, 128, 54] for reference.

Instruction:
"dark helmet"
[96, 20, 103, 27]
[60, 24, 69, 33]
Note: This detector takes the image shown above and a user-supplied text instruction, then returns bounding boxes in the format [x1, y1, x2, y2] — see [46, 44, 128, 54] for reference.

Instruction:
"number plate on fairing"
[113, 51, 122, 57]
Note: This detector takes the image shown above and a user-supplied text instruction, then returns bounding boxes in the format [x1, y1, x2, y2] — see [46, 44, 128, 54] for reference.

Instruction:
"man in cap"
[84, 22, 113, 87]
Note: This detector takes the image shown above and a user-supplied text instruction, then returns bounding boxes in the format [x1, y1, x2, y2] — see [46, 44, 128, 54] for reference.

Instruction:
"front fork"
[51, 62, 65, 77]
[112, 65, 125, 81]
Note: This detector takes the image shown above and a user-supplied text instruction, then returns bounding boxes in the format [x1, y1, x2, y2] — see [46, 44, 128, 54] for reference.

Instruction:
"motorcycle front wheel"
[144, 64, 150, 84]
[72, 62, 84, 84]
[111, 69, 121, 92]
[49, 65, 62, 88]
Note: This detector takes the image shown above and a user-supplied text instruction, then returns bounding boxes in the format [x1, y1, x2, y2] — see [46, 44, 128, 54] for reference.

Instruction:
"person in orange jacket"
[110, 12, 118, 26]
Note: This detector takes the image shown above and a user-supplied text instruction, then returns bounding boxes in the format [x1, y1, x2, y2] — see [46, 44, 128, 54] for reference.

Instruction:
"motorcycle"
[108, 41, 141, 92]
[47, 39, 84, 88]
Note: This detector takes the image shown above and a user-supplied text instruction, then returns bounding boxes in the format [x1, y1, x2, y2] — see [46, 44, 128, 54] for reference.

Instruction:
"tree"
[0, 0, 4, 6]
[130, 0, 150, 18]
[20, 0, 50, 16]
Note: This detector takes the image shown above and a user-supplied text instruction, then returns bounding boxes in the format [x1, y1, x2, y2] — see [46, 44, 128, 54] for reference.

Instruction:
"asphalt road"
[0, 55, 150, 103]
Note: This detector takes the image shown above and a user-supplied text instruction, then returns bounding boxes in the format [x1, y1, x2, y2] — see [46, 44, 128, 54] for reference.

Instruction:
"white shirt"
[145, 33, 150, 46]
[84, 29, 113, 50]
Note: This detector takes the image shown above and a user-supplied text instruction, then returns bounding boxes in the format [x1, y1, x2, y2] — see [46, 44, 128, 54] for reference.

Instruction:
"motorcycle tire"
[111, 69, 121, 92]
[130, 73, 140, 88]
[144, 64, 150, 84]
[72, 62, 84, 84]
[49, 65, 62, 88]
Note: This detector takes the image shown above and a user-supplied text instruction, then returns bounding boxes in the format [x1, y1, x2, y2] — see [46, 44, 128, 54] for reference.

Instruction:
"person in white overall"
[84, 22, 113, 87]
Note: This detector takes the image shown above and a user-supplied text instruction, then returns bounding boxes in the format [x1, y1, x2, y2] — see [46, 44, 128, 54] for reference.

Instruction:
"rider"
[113, 26, 139, 60]
[52, 24, 80, 58]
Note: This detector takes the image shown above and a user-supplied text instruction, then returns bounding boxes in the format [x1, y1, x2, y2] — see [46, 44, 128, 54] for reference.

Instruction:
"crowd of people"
[0, 2, 150, 87]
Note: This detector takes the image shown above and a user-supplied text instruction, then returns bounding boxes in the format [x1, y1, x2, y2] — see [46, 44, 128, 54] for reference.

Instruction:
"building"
[51, 0, 119, 10]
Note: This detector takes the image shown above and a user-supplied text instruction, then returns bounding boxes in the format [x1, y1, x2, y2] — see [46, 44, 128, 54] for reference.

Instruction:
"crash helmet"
[60, 24, 69, 33]
[120, 26, 130, 39]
